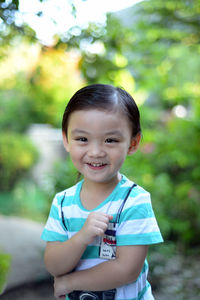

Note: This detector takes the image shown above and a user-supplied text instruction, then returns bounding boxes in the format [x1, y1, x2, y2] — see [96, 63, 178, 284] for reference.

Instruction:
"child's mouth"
[87, 162, 107, 170]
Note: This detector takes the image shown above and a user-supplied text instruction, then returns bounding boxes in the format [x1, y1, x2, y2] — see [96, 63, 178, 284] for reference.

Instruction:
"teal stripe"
[81, 245, 99, 259]
[41, 229, 68, 242]
[130, 188, 149, 198]
[120, 203, 154, 221]
[138, 259, 148, 276]
[117, 281, 150, 300]
[117, 232, 163, 245]
[49, 205, 60, 220]
[58, 181, 82, 207]
[134, 259, 148, 283]
[57, 195, 75, 206]
[65, 218, 85, 231]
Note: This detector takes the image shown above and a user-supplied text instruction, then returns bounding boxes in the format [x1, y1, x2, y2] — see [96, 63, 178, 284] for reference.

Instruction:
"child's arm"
[54, 244, 148, 298]
[44, 212, 112, 276]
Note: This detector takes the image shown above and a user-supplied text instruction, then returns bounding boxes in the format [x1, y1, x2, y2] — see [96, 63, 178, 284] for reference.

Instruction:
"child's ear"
[127, 133, 141, 155]
[62, 131, 69, 152]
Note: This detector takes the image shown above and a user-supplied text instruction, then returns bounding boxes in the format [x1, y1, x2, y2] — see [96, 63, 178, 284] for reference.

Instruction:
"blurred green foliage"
[0, 89, 35, 132]
[0, 42, 84, 209]
[0, 252, 11, 294]
[0, 178, 48, 221]
[122, 114, 200, 250]
[0, 133, 38, 191]
[48, 158, 78, 196]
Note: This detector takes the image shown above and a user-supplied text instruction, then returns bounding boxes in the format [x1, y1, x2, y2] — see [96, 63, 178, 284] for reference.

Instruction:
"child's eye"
[75, 137, 88, 142]
[105, 138, 118, 144]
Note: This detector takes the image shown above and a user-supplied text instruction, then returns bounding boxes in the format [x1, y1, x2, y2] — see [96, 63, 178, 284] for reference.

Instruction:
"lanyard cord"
[61, 192, 68, 231]
[115, 183, 137, 225]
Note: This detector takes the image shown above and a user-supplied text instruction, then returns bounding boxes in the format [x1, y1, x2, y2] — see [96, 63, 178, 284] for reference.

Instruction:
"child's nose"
[88, 142, 105, 157]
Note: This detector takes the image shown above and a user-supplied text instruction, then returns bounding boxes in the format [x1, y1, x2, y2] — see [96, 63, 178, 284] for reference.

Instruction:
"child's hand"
[79, 212, 113, 245]
[54, 275, 72, 299]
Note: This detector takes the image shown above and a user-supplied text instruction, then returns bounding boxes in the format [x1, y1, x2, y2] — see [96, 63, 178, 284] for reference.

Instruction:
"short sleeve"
[116, 188, 163, 246]
[41, 194, 68, 242]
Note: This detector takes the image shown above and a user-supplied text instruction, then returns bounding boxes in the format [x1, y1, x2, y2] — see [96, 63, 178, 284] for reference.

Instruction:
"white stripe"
[76, 258, 106, 271]
[51, 197, 62, 219]
[125, 193, 151, 208]
[56, 185, 77, 198]
[121, 180, 133, 188]
[141, 286, 154, 300]
[62, 205, 90, 219]
[103, 198, 124, 214]
[116, 269, 148, 298]
[118, 218, 160, 235]
[68, 232, 101, 246]
[52, 196, 59, 208]
[45, 217, 67, 235]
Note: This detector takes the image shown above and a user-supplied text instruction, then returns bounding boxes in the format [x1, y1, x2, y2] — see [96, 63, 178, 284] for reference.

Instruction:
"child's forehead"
[69, 108, 126, 121]
[68, 108, 132, 131]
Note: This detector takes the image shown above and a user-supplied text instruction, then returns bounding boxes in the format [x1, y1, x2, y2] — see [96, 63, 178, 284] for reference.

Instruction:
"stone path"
[0, 215, 48, 292]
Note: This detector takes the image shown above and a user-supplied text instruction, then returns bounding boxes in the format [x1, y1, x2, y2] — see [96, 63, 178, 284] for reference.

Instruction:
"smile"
[90, 163, 106, 167]
[87, 162, 107, 168]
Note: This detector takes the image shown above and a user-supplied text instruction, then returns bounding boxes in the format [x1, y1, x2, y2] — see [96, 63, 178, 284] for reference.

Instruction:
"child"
[41, 84, 163, 300]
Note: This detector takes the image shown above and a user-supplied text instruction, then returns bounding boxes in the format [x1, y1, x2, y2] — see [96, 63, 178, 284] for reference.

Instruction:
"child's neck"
[80, 174, 121, 210]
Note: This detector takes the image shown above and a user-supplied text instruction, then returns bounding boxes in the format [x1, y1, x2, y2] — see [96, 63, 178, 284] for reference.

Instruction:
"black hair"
[62, 84, 141, 137]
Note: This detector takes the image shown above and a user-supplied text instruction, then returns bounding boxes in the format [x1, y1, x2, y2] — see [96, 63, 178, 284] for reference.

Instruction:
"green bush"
[0, 132, 38, 191]
[46, 157, 78, 198]
[0, 89, 34, 133]
[0, 179, 48, 222]
[38, 157, 78, 218]
[0, 252, 11, 294]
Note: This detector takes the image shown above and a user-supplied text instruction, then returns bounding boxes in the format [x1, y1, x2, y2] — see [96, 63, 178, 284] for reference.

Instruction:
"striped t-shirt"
[41, 174, 163, 300]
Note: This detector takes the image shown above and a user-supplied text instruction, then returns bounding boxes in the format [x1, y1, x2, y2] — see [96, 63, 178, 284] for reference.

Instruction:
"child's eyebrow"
[71, 129, 123, 137]
[105, 130, 123, 136]
[71, 129, 89, 135]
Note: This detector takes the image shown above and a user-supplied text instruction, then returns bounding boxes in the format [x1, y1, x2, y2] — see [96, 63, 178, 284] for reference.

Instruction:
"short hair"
[62, 84, 141, 137]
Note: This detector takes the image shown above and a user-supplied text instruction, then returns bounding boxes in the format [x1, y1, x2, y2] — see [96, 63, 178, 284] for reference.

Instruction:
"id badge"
[99, 222, 117, 260]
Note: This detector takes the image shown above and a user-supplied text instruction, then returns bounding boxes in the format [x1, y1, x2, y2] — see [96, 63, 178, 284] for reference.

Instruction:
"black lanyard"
[61, 192, 68, 231]
[114, 183, 137, 225]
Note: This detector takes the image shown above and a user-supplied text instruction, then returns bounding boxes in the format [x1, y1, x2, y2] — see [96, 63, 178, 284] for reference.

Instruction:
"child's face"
[63, 109, 140, 185]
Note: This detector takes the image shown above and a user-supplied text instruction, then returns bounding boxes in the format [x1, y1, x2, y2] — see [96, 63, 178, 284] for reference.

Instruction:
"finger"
[95, 220, 109, 231]
[99, 212, 113, 220]
[91, 211, 110, 219]
[88, 214, 109, 227]
[95, 226, 105, 236]
[96, 214, 111, 224]
[99, 213, 113, 223]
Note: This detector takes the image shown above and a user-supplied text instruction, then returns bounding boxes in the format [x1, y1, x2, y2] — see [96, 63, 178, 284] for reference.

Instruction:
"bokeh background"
[0, 0, 200, 299]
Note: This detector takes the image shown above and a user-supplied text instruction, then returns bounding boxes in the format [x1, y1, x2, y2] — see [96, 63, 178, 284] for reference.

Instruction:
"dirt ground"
[0, 279, 55, 300]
